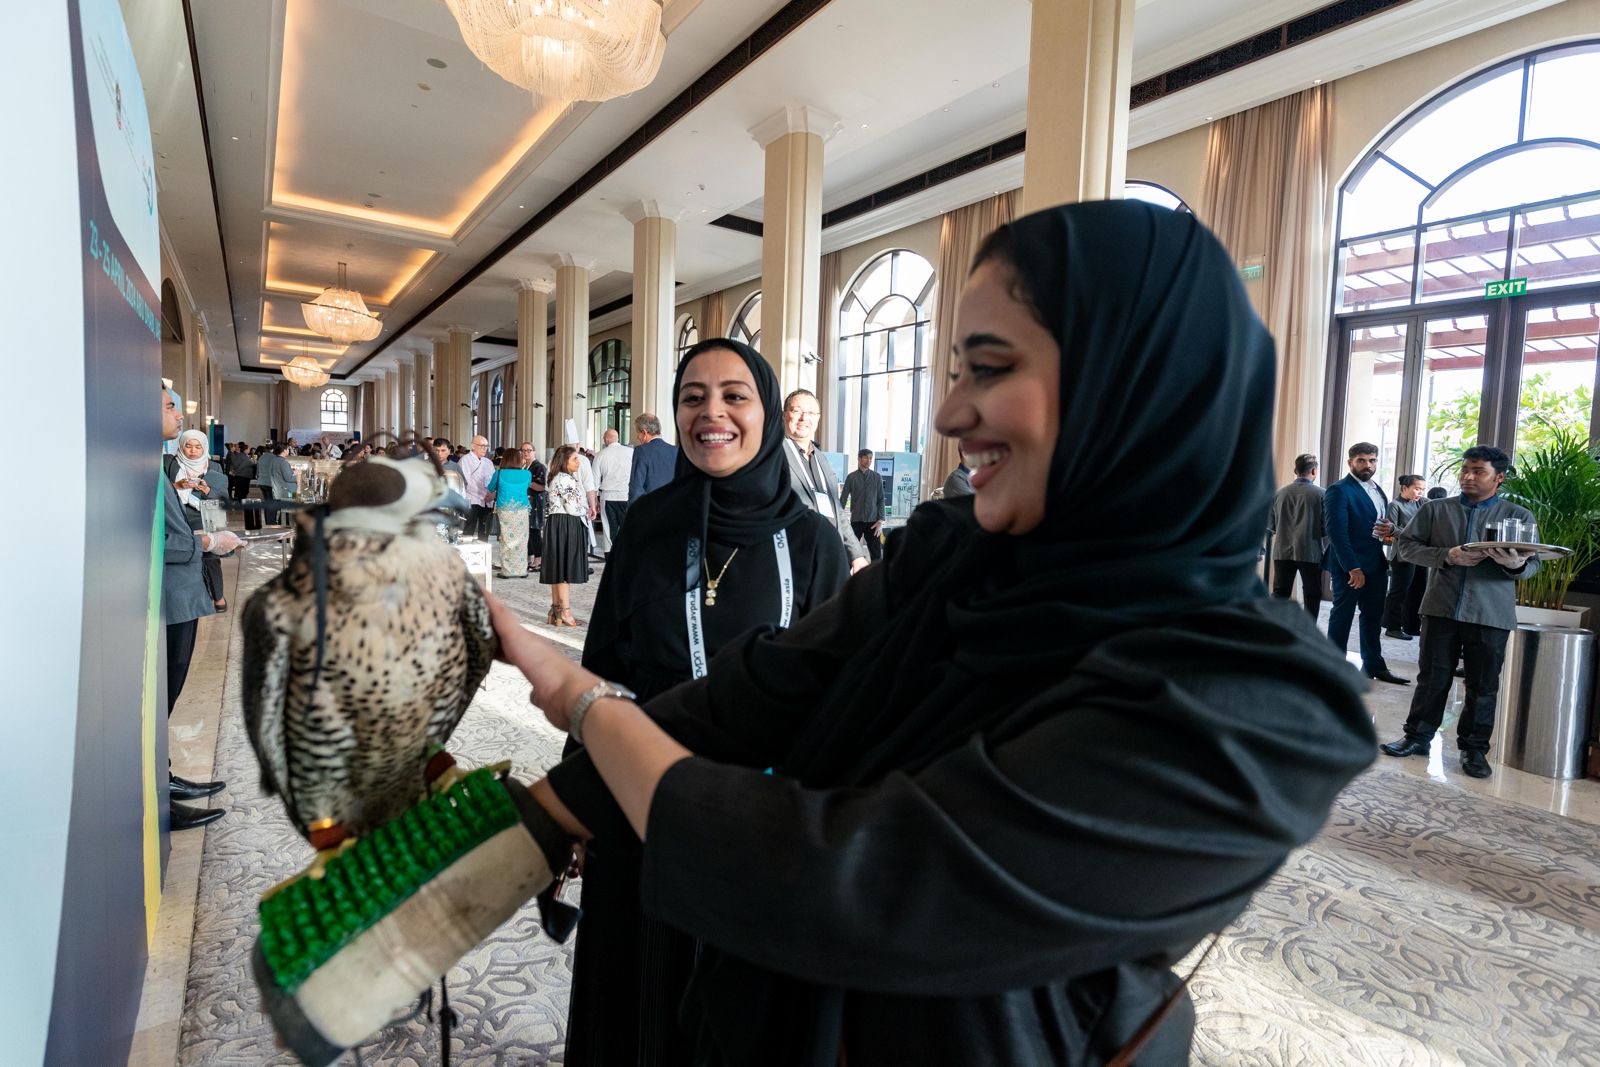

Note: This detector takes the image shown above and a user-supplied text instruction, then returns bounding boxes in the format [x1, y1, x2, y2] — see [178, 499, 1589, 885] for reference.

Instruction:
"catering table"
[241, 527, 295, 568]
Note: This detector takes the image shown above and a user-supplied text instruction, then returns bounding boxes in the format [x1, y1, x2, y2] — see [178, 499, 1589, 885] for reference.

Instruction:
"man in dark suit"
[1266, 453, 1325, 620]
[781, 389, 869, 573]
[1324, 442, 1407, 684]
[627, 413, 678, 502]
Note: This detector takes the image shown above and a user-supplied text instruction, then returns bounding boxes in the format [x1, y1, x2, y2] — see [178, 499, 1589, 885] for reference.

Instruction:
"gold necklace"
[705, 548, 739, 607]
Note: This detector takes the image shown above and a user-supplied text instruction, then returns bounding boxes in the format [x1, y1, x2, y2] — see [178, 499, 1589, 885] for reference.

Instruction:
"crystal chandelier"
[444, 0, 666, 103]
[301, 262, 381, 344]
[281, 354, 331, 390]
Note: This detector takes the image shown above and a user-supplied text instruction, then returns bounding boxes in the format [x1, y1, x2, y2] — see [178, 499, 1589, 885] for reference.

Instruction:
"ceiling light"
[301, 262, 382, 343]
[231, 135, 239, 141]
[281, 353, 331, 390]
[444, 0, 665, 102]
[417, 82, 433, 91]
[427, 57, 448, 68]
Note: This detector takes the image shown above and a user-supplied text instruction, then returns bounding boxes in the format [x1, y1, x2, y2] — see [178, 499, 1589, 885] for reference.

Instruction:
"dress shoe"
[1384, 628, 1413, 640]
[1380, 737, 1431, 758]
[1365, 668, 1411, 686]
[1460, 750, 1493, 778]
[170, 773, 225, 800]
[170, 801, 224, 830]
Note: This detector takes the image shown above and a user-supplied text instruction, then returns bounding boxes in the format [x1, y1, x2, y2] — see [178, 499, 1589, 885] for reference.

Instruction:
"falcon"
[241, 455, 496, 852]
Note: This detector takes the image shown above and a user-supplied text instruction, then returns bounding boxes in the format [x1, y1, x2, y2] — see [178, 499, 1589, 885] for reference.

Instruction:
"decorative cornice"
[749, 105, 842, 149]
[621, 199, 688, 225]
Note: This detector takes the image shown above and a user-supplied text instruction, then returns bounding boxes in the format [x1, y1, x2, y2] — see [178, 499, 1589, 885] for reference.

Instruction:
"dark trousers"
[603, 500, 629, 556]
[851, 521, 883, 562]
[1402, 616, 1510, 754]
[1382, 559, 1428, 634]
[1328, 561, 1388, 672]
[1269, 559, 1322, 620]
[261, 486, 279, 525]
[467, 504, 494, 540]
[166, 619, 198, 717]
[227, 475, 252, 503]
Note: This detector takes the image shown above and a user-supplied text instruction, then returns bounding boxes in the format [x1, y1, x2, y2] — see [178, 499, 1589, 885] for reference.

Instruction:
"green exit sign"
[1485, 277, 1528, 299]
[1239, 264, 1264, 282]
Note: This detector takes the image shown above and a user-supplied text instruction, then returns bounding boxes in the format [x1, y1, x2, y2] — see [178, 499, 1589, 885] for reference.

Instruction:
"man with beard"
[1324, 442, 1407, 685]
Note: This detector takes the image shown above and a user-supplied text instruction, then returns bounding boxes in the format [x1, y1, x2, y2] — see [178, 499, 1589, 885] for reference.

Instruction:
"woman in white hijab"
[167, 429, 232, 610]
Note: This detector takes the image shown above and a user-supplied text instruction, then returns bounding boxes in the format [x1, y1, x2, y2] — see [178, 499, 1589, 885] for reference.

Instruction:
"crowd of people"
[1267, 442, 1540, 779]
[158, 202, 1451, 1062]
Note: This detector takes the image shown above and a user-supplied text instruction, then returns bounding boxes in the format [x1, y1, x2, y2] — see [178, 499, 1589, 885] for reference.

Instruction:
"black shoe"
[1384, 628, 1413, 640]
[1366, 668, 1411, 686]
[170, 801, 224, 830]
[1380, 737, 1431, 758]
[1460, 750, 1492, 778]
[170, 773, 225, 800]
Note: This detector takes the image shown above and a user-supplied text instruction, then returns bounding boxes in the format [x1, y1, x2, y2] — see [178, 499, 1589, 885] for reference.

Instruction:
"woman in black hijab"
[563, 337, 849, 1065]
[499, 202, 1374, 1064]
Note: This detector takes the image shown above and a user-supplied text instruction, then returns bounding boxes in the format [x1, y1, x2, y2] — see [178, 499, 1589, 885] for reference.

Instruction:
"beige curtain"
[700, 291, 725, 338]
[1200, 85, 1333, 476]
[503, 363, 517, 445]
[814, 250, 843, 446]
[923, 190, 1021, 498]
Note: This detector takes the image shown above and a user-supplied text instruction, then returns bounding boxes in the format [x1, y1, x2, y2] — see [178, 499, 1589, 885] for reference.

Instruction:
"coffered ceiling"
[128, 0, 1564, 384]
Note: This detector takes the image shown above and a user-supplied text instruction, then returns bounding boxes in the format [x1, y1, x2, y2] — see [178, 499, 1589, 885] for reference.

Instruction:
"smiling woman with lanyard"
[559, 337, 849, 1066]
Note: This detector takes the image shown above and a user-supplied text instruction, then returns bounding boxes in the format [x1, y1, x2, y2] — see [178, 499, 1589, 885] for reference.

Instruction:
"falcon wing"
[458, 574, 497, 705]
[241, 578, 295, 810]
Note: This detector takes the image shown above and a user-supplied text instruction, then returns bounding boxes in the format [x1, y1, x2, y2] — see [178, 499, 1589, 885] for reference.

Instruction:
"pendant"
[705, 588, 717, 607]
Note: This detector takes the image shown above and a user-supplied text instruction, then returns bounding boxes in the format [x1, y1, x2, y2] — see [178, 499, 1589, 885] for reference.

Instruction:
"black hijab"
[586, 338, 811, 631]
[669, 338, 812, 550]
[782, 200, 1280, 782]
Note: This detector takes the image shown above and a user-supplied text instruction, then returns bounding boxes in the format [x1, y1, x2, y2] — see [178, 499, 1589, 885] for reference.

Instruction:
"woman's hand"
[486, 593, 595, 731]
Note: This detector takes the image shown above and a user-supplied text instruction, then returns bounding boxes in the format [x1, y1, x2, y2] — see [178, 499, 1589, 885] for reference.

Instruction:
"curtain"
[814, 250, 843, 445]
[272, 381, 289, 438]
[503, 363, 517, 446]
[700, 291, 725, 339]
[922, 190, 1020, 498]
[1200, 85, 1332, 477]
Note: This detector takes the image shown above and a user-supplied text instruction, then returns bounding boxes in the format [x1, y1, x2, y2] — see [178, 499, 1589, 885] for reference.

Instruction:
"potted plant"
[1501, 419, 1600, 629]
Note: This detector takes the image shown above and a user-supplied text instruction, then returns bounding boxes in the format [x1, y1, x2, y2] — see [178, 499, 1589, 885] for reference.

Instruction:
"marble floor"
[129, 549, 1600, 1066]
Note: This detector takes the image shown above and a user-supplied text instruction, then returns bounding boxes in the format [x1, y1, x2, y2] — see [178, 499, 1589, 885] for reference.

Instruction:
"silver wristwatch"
[568, 680, 637, 746]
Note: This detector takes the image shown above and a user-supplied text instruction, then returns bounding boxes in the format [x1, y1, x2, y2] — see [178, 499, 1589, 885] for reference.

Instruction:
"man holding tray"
[1378, 445, 1539, 778]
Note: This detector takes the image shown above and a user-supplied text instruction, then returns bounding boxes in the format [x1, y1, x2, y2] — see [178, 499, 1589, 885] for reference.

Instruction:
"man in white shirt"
[592, 427, 634, 558]
[458, 435, 495, 540]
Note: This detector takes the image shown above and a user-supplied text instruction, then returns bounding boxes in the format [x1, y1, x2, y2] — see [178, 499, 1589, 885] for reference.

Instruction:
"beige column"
[751, 106, 837, 395]
[1021, 0, 1134, 212]
[448, 326, 474, 442]
[183, 311, 201, 421]
[431, 338, 450, 440]
[412, 349, 432, 437]
[623, 202, 681, 432]
[390, 368, 403, 435]
[385, 369, 399, 436]
[516, 280, 552, 455]
[397, 359, 414, 436]
[554, 256, 592, 442]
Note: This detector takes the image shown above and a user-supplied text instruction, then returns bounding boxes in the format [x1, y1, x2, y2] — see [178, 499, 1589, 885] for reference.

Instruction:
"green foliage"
[1425, 371, 1594, 465]
[1500, 418, 1600, 611]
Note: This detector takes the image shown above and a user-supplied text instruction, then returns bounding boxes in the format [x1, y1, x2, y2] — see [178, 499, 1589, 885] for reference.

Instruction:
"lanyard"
[684, 530, 794, 680]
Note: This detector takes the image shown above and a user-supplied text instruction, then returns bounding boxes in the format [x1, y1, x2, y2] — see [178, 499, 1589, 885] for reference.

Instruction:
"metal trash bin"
[1494, 624, 1596, 779]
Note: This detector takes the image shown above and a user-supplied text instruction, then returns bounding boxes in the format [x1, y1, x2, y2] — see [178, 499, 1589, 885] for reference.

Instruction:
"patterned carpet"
[177, 550, 1600, 1065]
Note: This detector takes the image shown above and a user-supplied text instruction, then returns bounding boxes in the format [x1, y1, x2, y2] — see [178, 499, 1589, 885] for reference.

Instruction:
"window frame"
[319, 387, 349, 432]
[833, 248, 937, 455]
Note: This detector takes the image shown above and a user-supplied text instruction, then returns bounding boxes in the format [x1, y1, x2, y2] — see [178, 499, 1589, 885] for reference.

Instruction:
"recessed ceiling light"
[991, 82, 999, 88]
[860, 123, 868, 129]
[1313, 78, 1323, 84]
[231, 135, 239, 141]
[426, 57, 448, 69]
[411, 104, 419, 109]
[367, 192, 382, 198]
[1205, 116, 1214, 121]
[942, 107, 950, 113]
[518, 204, 525, 209]
[417, 82, 432, 91]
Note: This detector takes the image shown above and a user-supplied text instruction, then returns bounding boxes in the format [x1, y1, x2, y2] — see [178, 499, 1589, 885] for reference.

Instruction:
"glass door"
[1339, 321, 1408, 489]
[1412, 313, 1491, 492]
[1509, 299, 1600, 453]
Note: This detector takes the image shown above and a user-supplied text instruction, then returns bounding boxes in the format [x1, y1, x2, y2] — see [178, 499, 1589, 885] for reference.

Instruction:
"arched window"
[1124, 181, 1191, 213]
[320, 388, 349, 431]
[489, 374, 505, 448]
[588, 339, 632, 444]
[470, 379, 481, 438]
[677, 315, 699, 362]
[1329, 42, 1600, 490]
[729, 292, 761, 349]
[835, 249, 936, 455]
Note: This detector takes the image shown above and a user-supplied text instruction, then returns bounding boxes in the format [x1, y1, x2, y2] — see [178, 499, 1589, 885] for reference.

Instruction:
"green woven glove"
[252, 769, 572, 1066]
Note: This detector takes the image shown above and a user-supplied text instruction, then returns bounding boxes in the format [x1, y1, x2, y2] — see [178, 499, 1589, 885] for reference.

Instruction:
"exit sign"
[1239, 264, 1264, 282]
[1485, 278, 1528, 299]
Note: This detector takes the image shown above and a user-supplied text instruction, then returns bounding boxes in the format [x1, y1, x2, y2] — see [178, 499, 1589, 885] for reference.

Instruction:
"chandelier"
[281, 354, 331, 390]
[444, 0, 666, 103]
[301, 262, 381, 343]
